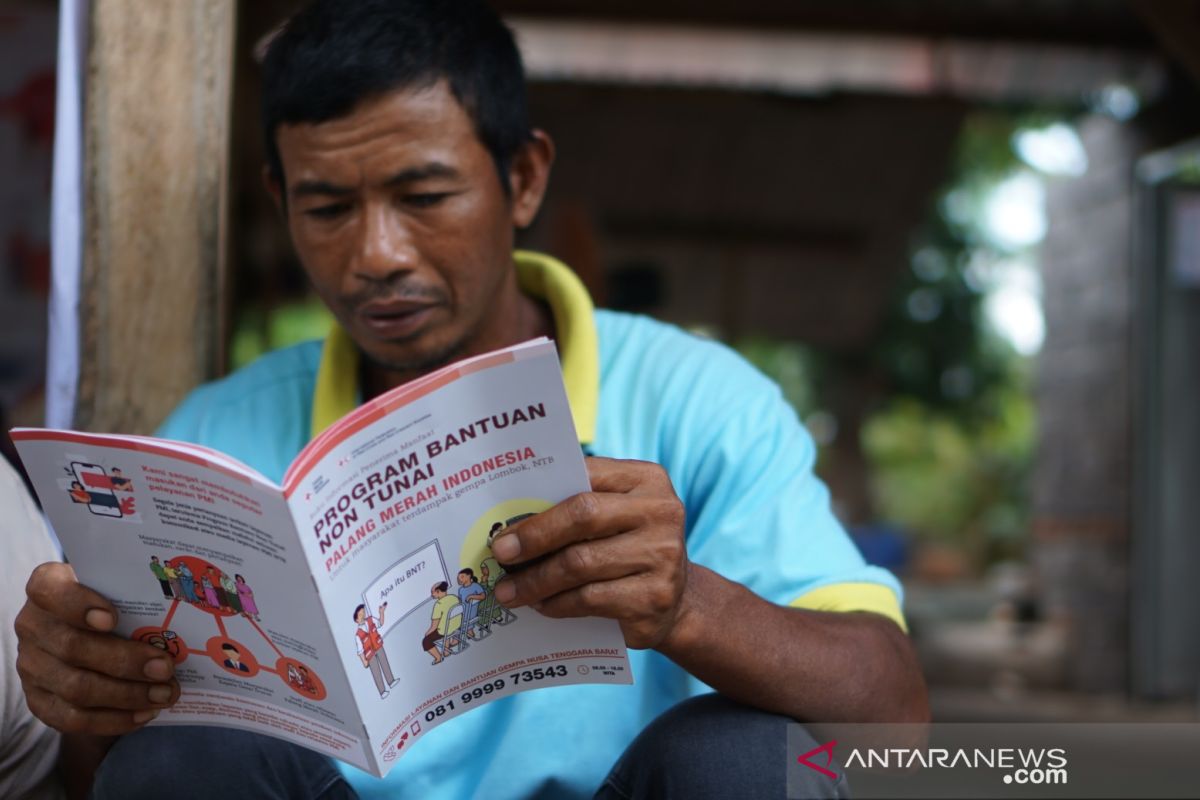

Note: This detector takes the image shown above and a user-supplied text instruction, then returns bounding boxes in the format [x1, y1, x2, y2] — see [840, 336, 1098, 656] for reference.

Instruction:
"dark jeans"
[91, 694, 848, 799]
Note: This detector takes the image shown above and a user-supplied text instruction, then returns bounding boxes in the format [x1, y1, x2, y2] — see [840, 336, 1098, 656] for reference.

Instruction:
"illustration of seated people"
[353, 602, 396, 699]
[149, 556, 173, 599]
[474, 557, 516, 636]
[235, 574, 261, 621]
[220, 570, 242, 614]
[456, 569, 486, 638]
[221, 643, 250, 673]
[163, 561, 182, 599]
[422, 582, 465, 664]
[67, 481, 91, 504]
[175, 561, 200, 604]
[479, 556, 505, 591]
[109, 467, 133, 491]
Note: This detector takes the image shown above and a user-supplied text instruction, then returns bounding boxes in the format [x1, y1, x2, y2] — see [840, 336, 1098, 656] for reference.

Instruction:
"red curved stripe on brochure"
[9, 430, 256, 484]
[282, 349, 518, 498]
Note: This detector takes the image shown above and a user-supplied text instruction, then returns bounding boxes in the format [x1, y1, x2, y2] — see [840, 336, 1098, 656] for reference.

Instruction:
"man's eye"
[304, 203, 350, 220]
[405, 193, 450, 208]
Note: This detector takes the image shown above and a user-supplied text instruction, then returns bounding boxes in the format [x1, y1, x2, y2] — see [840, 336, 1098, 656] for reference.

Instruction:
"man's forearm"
[59, 733, 116, 800]
[658, 564, 929, 724]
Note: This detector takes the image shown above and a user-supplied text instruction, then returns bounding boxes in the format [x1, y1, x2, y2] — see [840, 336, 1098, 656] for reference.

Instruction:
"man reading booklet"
[13, 1, 928, 798]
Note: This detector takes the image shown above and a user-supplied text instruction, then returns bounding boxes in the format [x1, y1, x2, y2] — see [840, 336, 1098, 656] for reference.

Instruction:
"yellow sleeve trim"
[311, 324, 360, 439]
[514, 250, 599, 444]
[789, 582, 908, 633]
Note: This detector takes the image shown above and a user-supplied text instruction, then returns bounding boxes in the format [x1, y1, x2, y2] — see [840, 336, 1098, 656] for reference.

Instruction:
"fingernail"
[144, 659, 172, 681]
[132, 709, 160, 724]
[494, 581, 515, 604]
[148, 685, 172, 704]
[491, 534, 520, 562]
[85, 609, 114, 631]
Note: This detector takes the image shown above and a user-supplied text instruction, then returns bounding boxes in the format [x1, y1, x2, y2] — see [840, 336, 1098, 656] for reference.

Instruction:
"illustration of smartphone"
[70, 462, 123, 517]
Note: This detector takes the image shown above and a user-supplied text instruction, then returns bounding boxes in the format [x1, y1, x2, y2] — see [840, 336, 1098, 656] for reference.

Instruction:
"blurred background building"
[3, 0, 1200, 721]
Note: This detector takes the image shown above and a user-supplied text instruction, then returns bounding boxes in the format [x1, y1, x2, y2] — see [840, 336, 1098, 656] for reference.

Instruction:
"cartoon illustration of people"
[423, 582, 462, 665]
[67, 481, 91, 504]
[297, 666, 318, 695]
[109, 468, 132, 491]
[176, 561, 199, 603]
[479, 556, 505, 591]
[201, 574, 220, 608]
[456, 568, 485, 637]
[149, 556, 173, 599]
[163, 561, 182, 599]
[287, 663, 302, 687]
[353, 602, 396, 699]
[207, 568, 229, 610]
[221, 643, 250, 673]
[220, 571, 241, 614]
[235, 574, 260, 621]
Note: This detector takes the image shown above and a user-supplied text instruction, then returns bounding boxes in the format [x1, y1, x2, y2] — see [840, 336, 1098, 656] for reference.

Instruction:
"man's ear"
[263, 166, 287, 218]
[508, 129, 555, 229]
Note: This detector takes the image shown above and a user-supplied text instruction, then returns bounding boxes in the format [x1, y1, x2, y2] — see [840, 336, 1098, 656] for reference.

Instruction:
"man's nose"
[355, 203, 418, 280]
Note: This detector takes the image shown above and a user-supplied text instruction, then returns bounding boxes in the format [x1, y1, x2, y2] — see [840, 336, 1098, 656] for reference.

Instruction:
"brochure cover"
[12, 338, 632, 776]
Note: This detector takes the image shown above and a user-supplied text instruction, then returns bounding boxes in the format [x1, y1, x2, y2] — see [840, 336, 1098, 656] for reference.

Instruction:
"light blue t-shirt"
[158, 309, 903, 800]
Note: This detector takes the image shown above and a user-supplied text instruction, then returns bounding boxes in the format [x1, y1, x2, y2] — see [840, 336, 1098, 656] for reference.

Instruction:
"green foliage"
[230, 299, 333, 370]
[861, 360, 1035, 561]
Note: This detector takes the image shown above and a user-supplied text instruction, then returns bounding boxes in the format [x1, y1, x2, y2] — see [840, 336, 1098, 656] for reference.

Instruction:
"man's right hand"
[14, 562, 181, 735]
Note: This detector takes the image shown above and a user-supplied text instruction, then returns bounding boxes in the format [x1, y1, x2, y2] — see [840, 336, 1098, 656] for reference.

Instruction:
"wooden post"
[75, 0, 236, 433]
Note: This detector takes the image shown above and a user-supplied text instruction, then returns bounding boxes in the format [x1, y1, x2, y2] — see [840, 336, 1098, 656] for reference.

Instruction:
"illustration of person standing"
[163, 562, 182, 599]
[220, 571, 241, 614]
[209, 568, 229, 610]
[201, 574, 219, 608]
[149, 556, 172, 599]
[176, 561, 199, 603]
[236, 574, 260, 621]
[353, 602, 395, 699]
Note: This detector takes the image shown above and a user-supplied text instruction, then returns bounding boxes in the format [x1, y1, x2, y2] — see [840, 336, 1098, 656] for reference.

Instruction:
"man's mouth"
[357, 299, 441, 339]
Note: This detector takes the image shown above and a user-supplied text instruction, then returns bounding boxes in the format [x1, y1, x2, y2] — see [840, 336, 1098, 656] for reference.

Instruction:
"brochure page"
[11, 431, 373, 771]
[284, 341, 632, 775]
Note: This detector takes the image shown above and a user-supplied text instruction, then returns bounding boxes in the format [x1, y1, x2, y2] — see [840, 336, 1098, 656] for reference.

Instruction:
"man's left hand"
[490, 457, 690, 649]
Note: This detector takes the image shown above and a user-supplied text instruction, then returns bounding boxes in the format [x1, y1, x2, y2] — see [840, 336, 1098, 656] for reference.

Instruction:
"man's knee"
[598, 693, 848, 799]
[91, 725, 355, 800]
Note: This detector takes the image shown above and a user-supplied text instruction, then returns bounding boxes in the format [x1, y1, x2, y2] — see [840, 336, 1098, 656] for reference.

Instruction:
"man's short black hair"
[458, 567, 475, 579]
[261, 0, 531, 193]
[353, 603, 366, 621]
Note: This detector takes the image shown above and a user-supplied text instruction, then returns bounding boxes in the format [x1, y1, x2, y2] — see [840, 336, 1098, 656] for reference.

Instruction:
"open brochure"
[12, 338, 631, 777]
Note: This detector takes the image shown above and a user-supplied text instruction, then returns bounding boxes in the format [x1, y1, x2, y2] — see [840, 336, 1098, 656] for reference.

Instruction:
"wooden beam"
[76, 0, 236, 433]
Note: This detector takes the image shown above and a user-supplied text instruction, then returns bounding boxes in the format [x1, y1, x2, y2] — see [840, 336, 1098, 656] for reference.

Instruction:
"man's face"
[273, 81, 529, 375]
[355, 608, 366, 624]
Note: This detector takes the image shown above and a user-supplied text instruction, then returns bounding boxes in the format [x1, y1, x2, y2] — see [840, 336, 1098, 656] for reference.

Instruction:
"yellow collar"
[310, 250, 599, 444]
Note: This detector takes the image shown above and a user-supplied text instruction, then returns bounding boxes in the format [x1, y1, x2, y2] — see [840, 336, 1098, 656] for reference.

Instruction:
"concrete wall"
[1032, 114, 1143, 692]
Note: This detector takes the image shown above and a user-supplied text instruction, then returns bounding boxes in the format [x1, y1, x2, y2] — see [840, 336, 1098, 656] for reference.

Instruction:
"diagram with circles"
[136, 554, 327, 701]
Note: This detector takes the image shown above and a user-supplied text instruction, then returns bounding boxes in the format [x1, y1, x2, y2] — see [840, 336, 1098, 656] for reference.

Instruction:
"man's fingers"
[23, 685, 158, 737]
[494, 531, 659, 606]
[491, 492, 679, 566]
[14, 602, 174, 683]
[534, 574, 682, 649]
[25, 562, 117, 632]
[585, 457, 670, 494]
[17, 640, 178, 711]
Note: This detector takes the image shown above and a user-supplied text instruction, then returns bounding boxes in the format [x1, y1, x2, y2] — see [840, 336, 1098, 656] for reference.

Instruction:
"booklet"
[11, 338, 631, 777]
